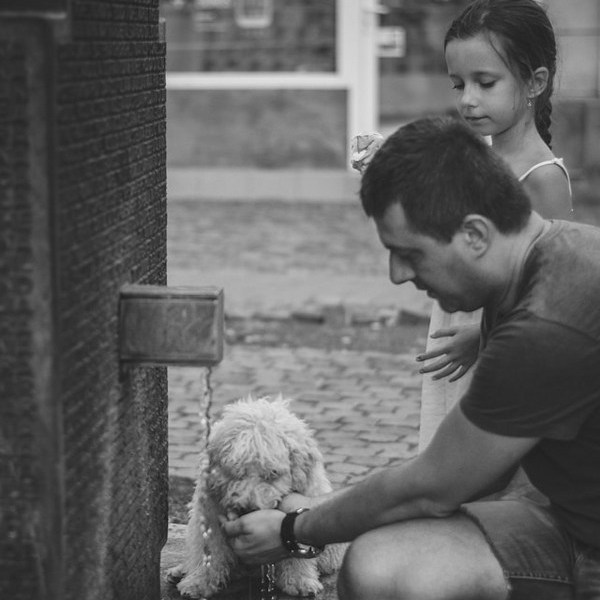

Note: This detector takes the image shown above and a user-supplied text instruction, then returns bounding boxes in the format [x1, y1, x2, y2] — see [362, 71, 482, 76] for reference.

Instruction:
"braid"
[533, 37, 556, 149]
[535, 94, 553, 149]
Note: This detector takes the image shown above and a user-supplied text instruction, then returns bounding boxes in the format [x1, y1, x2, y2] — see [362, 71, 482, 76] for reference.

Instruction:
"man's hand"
[279, 493, 312, 513]
[416, 324, 480, 382]
[222, 509, 288, 565]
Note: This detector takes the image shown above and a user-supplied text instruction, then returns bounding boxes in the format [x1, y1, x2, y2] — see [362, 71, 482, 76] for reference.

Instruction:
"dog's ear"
[287, 433, 324, 493]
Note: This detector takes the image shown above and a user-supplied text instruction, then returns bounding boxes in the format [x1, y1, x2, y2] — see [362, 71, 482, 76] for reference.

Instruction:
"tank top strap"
[518, 158, 572, 197]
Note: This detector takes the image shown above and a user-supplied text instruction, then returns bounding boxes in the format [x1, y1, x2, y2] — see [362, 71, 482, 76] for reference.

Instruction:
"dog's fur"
[167, 395, 346, 598]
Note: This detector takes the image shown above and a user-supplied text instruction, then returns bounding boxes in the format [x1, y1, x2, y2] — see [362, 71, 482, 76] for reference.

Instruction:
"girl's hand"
[222, 509, 287, 565]
[416, 324, 480, 382]
[350, 132, 384, 174]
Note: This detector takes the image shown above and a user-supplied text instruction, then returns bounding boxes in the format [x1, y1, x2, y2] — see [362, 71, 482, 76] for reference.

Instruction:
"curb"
[227, 302, 430, 328]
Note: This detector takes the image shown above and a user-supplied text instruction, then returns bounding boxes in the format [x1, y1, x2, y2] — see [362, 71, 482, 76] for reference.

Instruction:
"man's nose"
[389, 256, 415, 284]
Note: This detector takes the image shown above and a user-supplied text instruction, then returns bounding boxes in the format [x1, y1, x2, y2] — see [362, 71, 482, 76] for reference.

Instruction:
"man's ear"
[529, 66, 549, 99]
[460, 214, 492, 256]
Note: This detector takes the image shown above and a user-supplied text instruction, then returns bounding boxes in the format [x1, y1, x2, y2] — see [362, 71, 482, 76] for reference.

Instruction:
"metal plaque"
[119, 284, 224, 367]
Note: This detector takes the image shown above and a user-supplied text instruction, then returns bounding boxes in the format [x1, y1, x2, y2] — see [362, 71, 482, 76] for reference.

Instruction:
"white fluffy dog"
[167, 395, 346, 598]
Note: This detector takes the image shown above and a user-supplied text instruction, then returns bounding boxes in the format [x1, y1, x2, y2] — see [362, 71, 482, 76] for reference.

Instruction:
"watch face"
[280, 508, 323, 558]
[292, 543, 323, 559]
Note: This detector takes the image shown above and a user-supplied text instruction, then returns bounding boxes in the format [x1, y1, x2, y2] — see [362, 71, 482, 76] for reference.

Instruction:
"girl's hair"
[445, 0, 557, 148]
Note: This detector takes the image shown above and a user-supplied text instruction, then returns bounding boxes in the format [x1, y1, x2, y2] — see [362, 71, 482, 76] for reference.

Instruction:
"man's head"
[360, 117, 533, 313]
[360, 116, 531, 243]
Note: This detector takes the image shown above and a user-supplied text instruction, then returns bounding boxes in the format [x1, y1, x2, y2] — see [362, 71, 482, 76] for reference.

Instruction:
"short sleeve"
[461, 314, 600, 440]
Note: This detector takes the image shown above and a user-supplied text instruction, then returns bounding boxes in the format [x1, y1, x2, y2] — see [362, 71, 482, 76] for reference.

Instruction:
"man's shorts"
[461, 499, 600, 599]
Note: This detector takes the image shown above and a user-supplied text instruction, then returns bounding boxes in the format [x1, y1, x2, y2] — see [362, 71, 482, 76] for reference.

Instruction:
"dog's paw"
[279, 576, 323, 597]
[277, 559, 324, 597]
[175, 568, 230, 600]
[317, 543, 347, 575]
[165, 564, 185, 584]
[176, 576, 217, 599]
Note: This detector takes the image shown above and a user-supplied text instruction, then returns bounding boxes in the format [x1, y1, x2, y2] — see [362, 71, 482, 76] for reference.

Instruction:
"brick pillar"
[0, 2, 168, 599]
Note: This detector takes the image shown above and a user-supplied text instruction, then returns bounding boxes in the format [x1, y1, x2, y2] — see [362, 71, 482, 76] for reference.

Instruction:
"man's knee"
[338, 533, 399, 600]
[336, 517, 508, 600]
[337, 530, 429, 600]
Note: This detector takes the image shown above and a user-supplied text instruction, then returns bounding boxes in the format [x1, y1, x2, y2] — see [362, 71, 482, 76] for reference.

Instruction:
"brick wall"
[0, 2, 168, 598]
[0, 23, 52, 600]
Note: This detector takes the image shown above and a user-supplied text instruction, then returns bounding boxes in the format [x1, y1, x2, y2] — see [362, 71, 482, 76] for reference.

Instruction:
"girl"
[418, 0, 573, 455]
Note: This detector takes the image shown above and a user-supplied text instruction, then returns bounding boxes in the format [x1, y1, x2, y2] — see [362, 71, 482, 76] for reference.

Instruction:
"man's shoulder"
[489, 311, 592, 356]
[466, 312, 600, 439]
[538, 219, 600, 251]
[523, 221, 600, 340]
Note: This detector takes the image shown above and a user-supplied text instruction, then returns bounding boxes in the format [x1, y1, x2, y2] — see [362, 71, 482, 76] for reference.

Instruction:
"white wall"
[546, 0, 600, 98]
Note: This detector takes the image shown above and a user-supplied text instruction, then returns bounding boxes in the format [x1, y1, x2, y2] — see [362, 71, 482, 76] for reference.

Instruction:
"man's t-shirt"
[461, 220, 600, 548]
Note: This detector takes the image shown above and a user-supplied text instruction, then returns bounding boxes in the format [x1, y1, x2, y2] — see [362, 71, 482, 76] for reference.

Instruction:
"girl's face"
[445, 33, 529, 138]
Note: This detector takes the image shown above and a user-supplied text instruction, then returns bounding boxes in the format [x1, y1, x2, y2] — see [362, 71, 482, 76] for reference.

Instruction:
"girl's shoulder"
[518, 157, 570, 184]
[519, 158, 573, 219]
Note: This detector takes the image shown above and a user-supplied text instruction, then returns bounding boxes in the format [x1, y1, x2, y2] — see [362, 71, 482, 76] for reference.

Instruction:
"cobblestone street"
[162, 197, 431, 599]
[166, 198, 430, 486]
[168, 345, 422, 487]
[161, 191, 600, 600]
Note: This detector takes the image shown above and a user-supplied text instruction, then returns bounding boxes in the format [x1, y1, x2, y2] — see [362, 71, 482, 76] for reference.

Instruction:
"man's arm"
[295, 405, 536, 545]
[223, 406, 538, 562]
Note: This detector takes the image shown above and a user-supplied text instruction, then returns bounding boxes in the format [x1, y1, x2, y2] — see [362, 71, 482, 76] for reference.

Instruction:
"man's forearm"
[294, 458, 454, 547]
[292, 407, 536, 548]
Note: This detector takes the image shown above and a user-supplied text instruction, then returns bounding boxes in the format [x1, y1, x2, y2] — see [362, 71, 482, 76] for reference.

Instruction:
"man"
[224, 117, 600, 599]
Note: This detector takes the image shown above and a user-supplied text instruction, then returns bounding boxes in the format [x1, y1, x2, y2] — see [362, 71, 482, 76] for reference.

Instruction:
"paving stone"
[348, 454, 394, 467]
[356, 431, 403, 443]
[296, 390, 343, 402]
[169, 430, 203, 444]
[327, 462, 372, 476]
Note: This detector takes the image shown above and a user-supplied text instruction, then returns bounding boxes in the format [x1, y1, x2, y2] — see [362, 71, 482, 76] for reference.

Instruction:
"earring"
[527, 97, 533, 108]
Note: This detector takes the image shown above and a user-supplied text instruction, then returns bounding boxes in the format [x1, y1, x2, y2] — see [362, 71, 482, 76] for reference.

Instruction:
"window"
[160, 0, 336, 73]
[379, 0, 471, 74]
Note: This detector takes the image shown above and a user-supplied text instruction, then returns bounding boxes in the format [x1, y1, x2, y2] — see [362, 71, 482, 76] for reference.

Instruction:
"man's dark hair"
[360, 117, 531, 242]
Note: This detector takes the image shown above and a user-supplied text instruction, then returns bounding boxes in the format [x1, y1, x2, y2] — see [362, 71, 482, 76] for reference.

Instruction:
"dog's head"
[206, 395, 323, 517]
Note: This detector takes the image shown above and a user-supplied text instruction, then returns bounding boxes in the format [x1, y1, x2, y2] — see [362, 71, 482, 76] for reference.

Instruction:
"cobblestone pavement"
[162, 193, 600, 599]
[167, 198, 430, 318]
[163, 198, 428, 599]
[166, 198, 427, 485]
[168, 345, 422, 486]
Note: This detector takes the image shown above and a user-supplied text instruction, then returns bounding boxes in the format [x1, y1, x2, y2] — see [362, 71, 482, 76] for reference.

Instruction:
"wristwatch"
[280, 508, 324, 559]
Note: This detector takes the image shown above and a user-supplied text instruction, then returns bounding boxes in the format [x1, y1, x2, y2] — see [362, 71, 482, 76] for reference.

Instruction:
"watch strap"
[280, 508, 324, 559]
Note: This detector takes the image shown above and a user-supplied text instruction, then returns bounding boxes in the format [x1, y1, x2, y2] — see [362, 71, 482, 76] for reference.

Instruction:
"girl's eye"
[451, 83, 464, 91]
[480, 80, 495, 89]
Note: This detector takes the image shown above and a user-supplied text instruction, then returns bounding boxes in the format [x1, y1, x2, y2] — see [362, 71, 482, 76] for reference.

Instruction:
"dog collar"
[280, 508, 324, 559]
